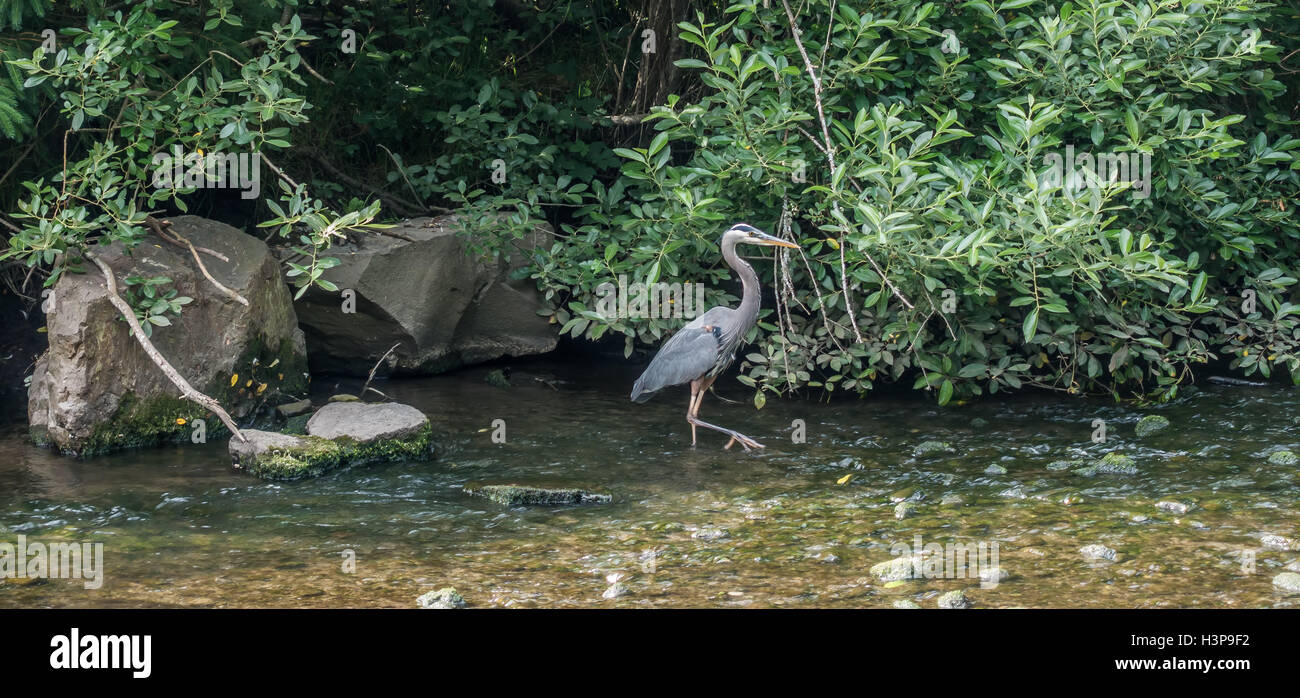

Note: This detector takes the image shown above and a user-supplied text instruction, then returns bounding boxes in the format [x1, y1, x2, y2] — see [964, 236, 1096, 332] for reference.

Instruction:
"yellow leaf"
[256, 383, 267, 395]
[230, 373, 238, 387]
[245, 379, 253, 387]
[175, 418, 186, 425]
[836, 474, 854, 485]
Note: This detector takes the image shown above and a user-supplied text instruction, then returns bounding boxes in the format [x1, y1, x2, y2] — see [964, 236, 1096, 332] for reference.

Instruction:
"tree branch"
[85, 250, 247, 443]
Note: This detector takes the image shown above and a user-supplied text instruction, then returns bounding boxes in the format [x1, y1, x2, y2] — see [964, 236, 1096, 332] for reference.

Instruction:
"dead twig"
[361, 343, 400, 399]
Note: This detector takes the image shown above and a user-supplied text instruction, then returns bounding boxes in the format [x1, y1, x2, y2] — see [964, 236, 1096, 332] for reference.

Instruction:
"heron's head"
[723, 223, 800, 249]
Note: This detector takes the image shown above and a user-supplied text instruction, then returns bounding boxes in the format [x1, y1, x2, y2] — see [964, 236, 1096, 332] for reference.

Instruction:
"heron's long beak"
[749, 231, 801, 249]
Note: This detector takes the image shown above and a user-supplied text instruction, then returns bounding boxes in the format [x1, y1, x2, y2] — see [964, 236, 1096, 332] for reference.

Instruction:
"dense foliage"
[2, 0, 1298, 406]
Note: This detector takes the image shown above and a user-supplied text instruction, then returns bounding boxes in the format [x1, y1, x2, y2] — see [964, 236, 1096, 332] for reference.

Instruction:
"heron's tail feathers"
[630, 375, 658, 403]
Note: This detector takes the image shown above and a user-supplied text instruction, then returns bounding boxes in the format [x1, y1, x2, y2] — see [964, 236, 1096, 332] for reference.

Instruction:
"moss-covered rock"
[1073, 452, 1138, 476]
[1134, 414, 1170, 438]
[466, 485, 612, 507]
[1267, 450, 1299, 466]
[230, 423, 434, 480]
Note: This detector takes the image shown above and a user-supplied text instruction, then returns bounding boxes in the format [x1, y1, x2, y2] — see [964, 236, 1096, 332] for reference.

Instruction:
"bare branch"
[85, 251, 247, 443]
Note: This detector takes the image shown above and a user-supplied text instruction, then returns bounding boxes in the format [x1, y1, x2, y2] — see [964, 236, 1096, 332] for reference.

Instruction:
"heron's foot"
[723, 432, 764, 452]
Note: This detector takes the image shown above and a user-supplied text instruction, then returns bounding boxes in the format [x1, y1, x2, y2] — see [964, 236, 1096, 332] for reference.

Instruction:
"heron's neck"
[722, 238, 761, 323]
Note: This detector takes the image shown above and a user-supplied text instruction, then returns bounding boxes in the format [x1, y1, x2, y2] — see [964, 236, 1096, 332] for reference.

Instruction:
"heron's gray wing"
[630, 320, 725, 402]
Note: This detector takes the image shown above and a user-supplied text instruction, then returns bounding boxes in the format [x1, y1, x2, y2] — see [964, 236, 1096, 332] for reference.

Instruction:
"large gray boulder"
[286, 214, 557, 376]
[28, 216, 308, 456]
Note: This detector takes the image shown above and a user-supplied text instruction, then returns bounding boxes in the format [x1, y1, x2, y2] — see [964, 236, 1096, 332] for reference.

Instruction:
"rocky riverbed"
[1, 356, 1298, 608]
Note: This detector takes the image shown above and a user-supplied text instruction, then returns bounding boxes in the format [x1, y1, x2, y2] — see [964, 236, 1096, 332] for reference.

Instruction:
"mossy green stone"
[467, 485, 612, 506]
[1134, 415, 1170, 438]
[241, 424, 434, 480]
[1267, 450, 1298, 466]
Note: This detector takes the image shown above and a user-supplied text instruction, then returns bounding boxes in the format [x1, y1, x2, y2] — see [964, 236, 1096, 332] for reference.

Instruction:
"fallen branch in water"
[85, 250, 247, 443]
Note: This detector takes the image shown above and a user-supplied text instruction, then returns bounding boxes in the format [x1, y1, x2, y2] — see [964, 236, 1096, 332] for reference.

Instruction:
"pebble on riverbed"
[937, 589, 972, 609]
[1134, 415, 1170, 438]
[1155, 501, 1193, 515]
[984, 464, 1008, 475]
[1267, 450, 1299, 466]
[894, 502, 920, 520]
[602, 582, 630, 599]
[417, 587, 466, 609]
[912, 440, 955, 457]
[893, 599, 921, 609]
[1272, 572, 1300, 594]
[1080, 544, 1119, 562]
[1260, 534, 1296, 551]
[691, 527, 730, 541]
[870, 557, 919, 582]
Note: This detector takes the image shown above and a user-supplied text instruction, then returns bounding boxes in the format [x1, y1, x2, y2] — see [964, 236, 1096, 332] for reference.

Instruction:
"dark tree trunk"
[629, 0, 689, 113]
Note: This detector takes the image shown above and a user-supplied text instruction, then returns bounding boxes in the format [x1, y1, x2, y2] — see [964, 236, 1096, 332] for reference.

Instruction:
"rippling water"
[1, 356, 1298, 608]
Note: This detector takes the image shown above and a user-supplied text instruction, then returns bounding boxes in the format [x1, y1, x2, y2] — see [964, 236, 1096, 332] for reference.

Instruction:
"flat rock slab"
[307, 402, 429, 442]
[467, 485, 612, 507]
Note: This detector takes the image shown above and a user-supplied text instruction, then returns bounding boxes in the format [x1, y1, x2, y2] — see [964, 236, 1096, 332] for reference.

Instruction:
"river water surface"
[2, 357, 1298, 608]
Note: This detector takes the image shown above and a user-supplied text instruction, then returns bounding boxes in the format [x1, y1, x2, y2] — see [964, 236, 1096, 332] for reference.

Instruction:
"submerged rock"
[1260, 534, 1296, 551]
[892, 599, 921, 609]
[28, 215, 307, 456]
[417, 587, 466, 609]
[870, 557, 919, 582]
[467, 485, 612, 507]
[1074, 452, 1138, 476]
[229, 404, 433, 480]
[894, 502, 920, 520]
[1267, 450, 1299, 466]
[1155, 501, 1192, 515]
[602, 582, 630, 599]
[937, 589, 972, 609]
[979, 566, 1012, 585]
[1272, 572, 1300, 594]
[1134, 415, 1170, 438]
[913, 441, 955, 457]
[984, 464, 1008, 475]
[1047, 459, 1086, 471]
[1080, 544, 1119, 561]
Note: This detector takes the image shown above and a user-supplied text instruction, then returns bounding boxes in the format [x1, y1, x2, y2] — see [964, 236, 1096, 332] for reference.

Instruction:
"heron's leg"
[687, 382, 702, 446]
[686, 376, 763, 451]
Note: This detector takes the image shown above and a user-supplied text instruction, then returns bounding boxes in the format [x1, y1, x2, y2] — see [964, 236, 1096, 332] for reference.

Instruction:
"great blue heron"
[630, 223, 800, 451]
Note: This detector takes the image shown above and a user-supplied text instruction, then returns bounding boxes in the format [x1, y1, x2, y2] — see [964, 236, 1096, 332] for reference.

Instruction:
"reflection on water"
[1, 355, 1298, 608]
